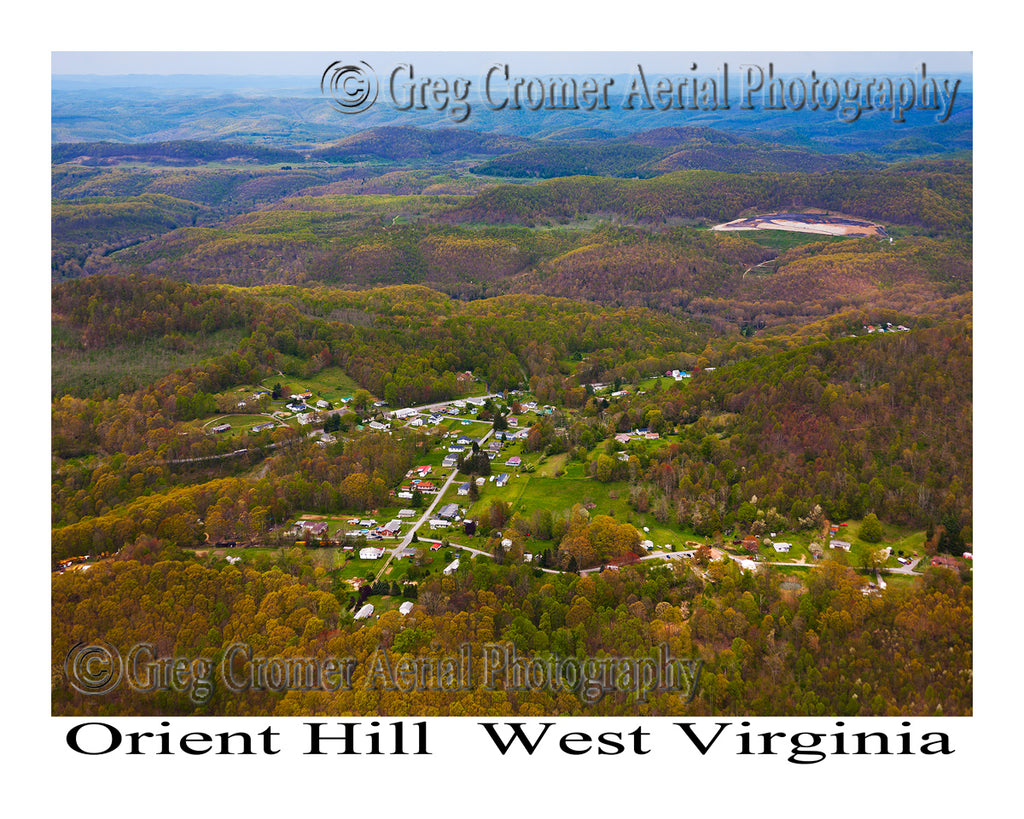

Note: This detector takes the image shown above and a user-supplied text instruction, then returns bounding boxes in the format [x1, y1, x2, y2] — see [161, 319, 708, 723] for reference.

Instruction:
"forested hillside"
[54, 156, 971, 331]
[446, 164, 971, 232]
[473, 126, 878, 177]
[52, 545, 971, 717]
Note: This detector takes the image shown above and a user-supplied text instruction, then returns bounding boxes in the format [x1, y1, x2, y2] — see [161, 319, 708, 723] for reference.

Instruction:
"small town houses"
[294, 520, 329, 538]
[864, 322, 910, 334]
[614, 428, 660, 444]
[437, 503, 461, 521]
[399, 480, 438, 494]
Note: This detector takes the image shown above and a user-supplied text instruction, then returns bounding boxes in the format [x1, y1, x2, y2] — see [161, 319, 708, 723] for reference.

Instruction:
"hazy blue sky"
[52, 51, 972, 77]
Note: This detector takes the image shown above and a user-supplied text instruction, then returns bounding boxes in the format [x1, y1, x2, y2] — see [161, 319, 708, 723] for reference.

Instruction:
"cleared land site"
[712, 211, 888, 237]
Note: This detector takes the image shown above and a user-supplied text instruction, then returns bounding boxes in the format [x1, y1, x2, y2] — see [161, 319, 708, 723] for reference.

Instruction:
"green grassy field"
[875, 572, 923, 591]
[712, 228, 852, 252]
[534, 453, 569, 478]
[440, 419, 492, 438]
[456, 467, 705, 551]
[843, 519, 926, 558]
[201, 413, 280, 437]
[637, 375, 690, 392]
[464, 381, 491, 398]
[260, 365, 363, 404]
[415, 446, 461, 472]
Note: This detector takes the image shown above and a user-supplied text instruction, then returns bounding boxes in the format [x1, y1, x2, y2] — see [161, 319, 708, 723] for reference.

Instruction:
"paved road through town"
[373, 425, 494, 583]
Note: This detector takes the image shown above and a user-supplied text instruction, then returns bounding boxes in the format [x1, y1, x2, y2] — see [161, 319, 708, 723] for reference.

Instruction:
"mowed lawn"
[200, 413, 280, 436]
[462, 471, 693, 549]
[440, 419, 492, 438]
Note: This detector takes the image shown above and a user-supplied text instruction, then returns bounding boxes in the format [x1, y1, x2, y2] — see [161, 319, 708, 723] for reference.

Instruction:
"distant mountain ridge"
[55, 124, 882, 178]
[52, 75, 972, 157]
[52, 140, 303, 165]
[309, 126, 531, 162]
[472, 126, 877, 177]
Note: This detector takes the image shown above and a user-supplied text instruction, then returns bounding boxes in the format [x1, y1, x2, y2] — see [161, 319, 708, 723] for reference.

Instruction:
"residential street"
[373, 425, 494, 583]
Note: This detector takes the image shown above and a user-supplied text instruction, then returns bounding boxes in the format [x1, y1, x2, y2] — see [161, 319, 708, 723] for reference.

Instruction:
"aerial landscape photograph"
[49, 49, 974, 723]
